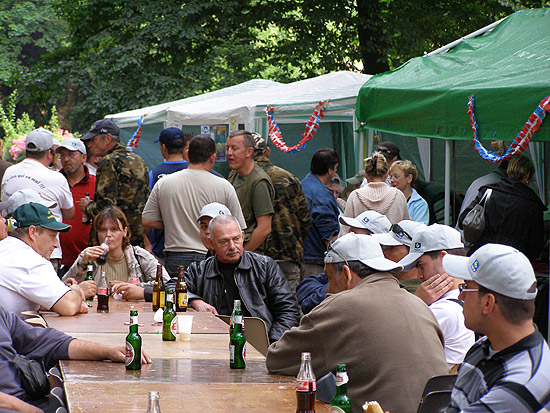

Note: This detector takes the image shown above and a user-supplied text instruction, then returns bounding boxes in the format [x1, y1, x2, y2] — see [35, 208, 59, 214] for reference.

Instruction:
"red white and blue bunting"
[266, 100, 329, 153]
[126, 115, 144, 152]
[468, 95, 550, 163]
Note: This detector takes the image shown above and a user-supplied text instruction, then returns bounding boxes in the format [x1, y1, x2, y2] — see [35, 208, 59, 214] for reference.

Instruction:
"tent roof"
[356, 8, 550, 141]
[109, 71, 371, 128]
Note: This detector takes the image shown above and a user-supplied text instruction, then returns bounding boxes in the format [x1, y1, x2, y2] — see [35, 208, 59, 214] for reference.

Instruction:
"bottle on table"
[162, 289, 177, 341]
[82, 193, 90, 224]
[97, 270, 109, 313]
[175, 266, 188, 312]
[152, 264, 165, 311]
[229, 300, 246, 369]
[84, 261, 94, 304]
[128, 262, 140, 285]
[296, 352, 316, 413]
[146, 391, 161, 413]
[96, 236, 109, 265]
[125, 308, 142, 370]
[331, 364, 352, 413]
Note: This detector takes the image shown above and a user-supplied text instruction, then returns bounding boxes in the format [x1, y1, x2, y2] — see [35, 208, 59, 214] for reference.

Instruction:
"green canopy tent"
[356, 8, 550, 224]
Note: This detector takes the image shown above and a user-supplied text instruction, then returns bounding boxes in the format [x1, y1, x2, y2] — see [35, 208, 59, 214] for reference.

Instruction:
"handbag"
[462, 188, 492, 243]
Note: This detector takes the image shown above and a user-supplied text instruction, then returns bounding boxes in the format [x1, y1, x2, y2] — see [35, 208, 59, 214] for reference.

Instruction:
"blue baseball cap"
[154, 127, 187, 148]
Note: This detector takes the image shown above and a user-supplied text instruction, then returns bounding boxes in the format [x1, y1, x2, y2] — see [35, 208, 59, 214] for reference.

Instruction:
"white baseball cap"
[55, 138, 86, 154]
[398, 224, 464, 271]
[372, 220, 427, 247]
[196, 202, 232, 221]
[324, 233, 403, 273]
[0, 189, 57, 216]
[442, 244, 537, 300]
[339, 210, 390, 234]
[26, 128, 54, 152]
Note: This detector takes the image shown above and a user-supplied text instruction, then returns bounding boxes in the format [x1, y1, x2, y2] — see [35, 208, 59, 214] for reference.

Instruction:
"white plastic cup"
[177, 315, 193, 341]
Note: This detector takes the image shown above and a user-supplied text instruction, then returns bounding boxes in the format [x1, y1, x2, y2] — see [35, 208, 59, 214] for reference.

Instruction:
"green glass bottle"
[84, 261, 94, 303]
[330, 364, 352, 413]
[162, 289, 176, 341]
[125, 309, 142, 370]
[229, 300, 246, 369]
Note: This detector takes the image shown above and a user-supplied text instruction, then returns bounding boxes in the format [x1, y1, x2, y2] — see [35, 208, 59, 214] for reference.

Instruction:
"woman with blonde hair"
[340, 152, 409, 235]
[389, 160, 429, 225]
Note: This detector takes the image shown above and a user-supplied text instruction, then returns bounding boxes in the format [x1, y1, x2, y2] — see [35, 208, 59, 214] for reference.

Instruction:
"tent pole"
[444, 140, 451, 225]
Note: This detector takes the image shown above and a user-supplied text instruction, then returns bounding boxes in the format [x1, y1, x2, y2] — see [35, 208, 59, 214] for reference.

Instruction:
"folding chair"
[216, 315, 270, 356]
[417, 390, 452, 413]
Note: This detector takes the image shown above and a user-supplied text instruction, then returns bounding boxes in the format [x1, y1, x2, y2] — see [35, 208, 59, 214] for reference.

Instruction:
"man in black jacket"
[184, 215, 300, 342]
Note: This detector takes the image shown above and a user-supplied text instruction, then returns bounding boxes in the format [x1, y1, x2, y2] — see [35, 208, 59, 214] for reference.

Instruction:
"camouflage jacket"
[85, 143, 150, 247]
[255, 157, 311, 262]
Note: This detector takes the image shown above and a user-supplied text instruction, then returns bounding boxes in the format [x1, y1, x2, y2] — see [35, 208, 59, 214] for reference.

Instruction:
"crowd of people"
[0, 124, 549, 412]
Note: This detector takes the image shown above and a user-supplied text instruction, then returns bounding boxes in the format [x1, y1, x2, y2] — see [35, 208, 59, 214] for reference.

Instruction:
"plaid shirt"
[446, 331, 550, 412]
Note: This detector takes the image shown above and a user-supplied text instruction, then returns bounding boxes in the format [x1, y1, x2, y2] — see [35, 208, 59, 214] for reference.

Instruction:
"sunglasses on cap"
[390, 223, 412, 241]
[325, 240, 350, 267]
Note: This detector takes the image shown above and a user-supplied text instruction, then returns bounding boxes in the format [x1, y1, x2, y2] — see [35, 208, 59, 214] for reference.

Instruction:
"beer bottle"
[296, 352, 316, 413]
[229, 300, 246, 369]
[96, 236, 109, 265]
[82, 193, 90, 224]
[125, 308, 142, 370]
[97, 270, 109, 313]
[331, 364, 352, 413]
[175, 266, 187, 312]
[162, 289, 177, 341]
[152, 265, 163, 311]
[84, 261, 94, 304]
[146, 391, 161, 413]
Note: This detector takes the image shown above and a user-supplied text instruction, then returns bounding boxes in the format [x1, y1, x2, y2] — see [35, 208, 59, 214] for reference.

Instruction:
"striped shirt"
[446, 331, 550, 412]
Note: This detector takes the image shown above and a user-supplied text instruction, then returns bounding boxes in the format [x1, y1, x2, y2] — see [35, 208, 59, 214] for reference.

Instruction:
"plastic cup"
[177, 315, 193, 341]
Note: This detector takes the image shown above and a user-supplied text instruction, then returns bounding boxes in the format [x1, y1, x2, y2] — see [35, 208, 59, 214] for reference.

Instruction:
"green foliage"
[0, 91, 35, 161]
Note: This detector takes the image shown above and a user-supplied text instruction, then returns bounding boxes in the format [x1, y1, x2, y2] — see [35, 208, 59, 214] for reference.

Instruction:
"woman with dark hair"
[65, 206, 170, 301]
[458, 155, 546, 260]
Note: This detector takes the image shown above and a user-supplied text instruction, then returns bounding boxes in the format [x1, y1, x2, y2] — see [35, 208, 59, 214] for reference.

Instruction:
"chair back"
[417, 390, 452, 413]
[216, 315, 270, 356]
[421, 374, 457, 398]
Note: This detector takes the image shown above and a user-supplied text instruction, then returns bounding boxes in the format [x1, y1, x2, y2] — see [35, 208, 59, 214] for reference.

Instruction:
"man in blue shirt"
[300, 148, 340, 280]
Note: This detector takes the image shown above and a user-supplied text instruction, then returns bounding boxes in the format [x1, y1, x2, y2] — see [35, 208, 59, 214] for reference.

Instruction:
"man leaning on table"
[266, 233, 449, 413]
[183, 214, 300, 343]
[0, 305, 151, 412]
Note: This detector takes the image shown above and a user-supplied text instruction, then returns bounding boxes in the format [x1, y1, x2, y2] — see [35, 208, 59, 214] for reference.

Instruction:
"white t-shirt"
[429, 288, 476, 366]
[0, 237, 70, 313]
[142, 168, 246, 253]
[1, 158, 74, 259]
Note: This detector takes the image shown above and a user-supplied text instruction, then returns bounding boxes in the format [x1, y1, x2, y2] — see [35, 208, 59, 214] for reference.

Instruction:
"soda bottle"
[175, 266, 187, 312]
[125, 308, 142, 370]
[296, 352, 316, 413]
[97, 270, 109, 313]
[146, 391, 161, 413]
[152, 265, 165, 311]
[229, 300, 246, 369]
[128, 262, 140, 285]
[96, 236, 109, 265]
[162, 289, 176, 341]
[84, 261, 94, 304]
[331, 364, 352, 413]
[82, 193, 90, 224]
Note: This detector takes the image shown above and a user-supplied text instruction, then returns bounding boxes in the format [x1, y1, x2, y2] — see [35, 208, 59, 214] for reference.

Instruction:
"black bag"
[11, 354, 51, 400]
[462, 188, 492, 243]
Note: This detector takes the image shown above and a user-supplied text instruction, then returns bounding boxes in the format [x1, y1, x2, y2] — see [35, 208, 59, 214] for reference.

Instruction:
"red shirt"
[60, 166, 96, 266]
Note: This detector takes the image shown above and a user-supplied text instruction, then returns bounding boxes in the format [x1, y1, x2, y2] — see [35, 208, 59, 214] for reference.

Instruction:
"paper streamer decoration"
[126, 116, 144, 152]
[266, 100, 329, 153]
[468, 95, 550, 163]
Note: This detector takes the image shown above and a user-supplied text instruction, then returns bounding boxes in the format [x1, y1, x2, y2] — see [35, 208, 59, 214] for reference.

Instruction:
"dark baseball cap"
[82, 119, 120, 141]
[154, 127, 186, 148]
[12, 203, 71, 232]
[376, 141, 400, 160]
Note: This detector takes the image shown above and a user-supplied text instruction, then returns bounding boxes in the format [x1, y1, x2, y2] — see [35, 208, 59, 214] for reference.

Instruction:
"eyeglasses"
[390, 224, 412, 241]
[325, 240, 349, 267]
[458, 283, 479, 294]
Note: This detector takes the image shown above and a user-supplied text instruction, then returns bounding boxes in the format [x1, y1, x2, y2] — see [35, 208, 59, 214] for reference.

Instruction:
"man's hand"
[0, 391, 43, 413]
[70, 279, 97, 298]
[111, 282, 145, 300]
[191, 299, 218, 314]
[81, 246, 107, 263]
[109, 345, 152, 364]
[78, 196, 91, 212]
[415, 273, 454, 305]
[78, 301, 89, 314]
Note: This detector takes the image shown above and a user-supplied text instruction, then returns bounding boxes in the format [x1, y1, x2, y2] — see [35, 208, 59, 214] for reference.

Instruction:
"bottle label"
[296, 379, 316, 392]
[178, 292, 188, 308]
[128, 277, 139, 285]
[152, 291, 158, 304]
[242, 342, 246, 360]
[166, 293, 173, 303]
[336, 372, 349, 386]
[234, 315, 242, 325]
[130, 315, 138, 325]
[230, 344, 235, 363]
[170, 318, 177, 338]
[125, 341, 135, 366]
[87, 264, 93, 272]
[98, 287, 108, 295]
[160, 292, 166, 307]
[330, 407, 346, 413]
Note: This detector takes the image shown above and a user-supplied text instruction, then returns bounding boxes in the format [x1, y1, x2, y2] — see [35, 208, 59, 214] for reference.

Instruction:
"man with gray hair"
[184, 214, 300, 342]
[266, 233, 448, 413]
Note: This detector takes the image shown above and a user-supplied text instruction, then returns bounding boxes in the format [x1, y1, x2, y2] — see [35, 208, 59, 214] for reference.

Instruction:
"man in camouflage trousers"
[253, 134, 311, 294]
[79, 119, 150, 247]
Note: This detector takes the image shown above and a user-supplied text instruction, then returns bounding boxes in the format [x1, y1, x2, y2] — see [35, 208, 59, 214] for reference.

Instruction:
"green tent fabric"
[356, 8, 550, 142]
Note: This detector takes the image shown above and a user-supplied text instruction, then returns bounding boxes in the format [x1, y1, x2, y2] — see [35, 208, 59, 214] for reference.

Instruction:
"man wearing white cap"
[442, 244, 550, 412]
[267, 233, 449, 413]
[197, 202, 232, 257]
[57, 138, 96, 270]
[398, 224, 475, 369]
[1, 129, 75, 270]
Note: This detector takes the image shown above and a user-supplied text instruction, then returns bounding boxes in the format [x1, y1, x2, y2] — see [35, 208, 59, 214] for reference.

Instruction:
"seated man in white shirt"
[398, 224, 475, 370]
[0, 202, 89, 316]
